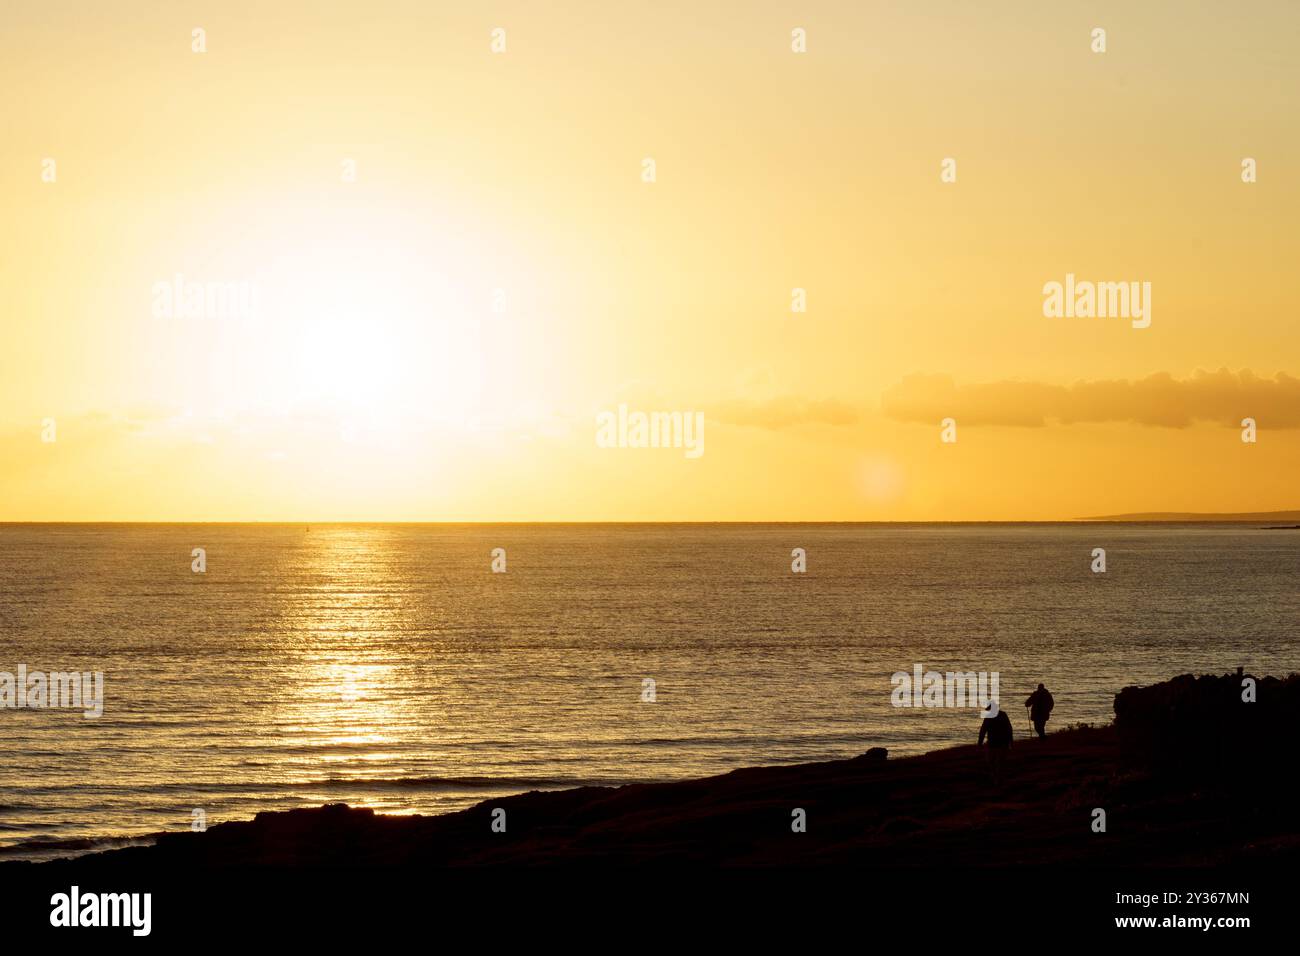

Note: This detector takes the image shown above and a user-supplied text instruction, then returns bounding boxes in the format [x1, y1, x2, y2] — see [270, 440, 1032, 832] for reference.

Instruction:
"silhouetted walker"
[977, 706, 1013, 785]
[1025, 683, 1055, 738]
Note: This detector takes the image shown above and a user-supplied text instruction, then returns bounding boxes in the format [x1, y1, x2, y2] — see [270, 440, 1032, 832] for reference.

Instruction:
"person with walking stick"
[1024, 683, 1055, 738]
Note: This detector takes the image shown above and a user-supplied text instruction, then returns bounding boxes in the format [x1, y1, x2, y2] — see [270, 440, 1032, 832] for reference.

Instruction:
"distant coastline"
[1078, 510, 1300, 523]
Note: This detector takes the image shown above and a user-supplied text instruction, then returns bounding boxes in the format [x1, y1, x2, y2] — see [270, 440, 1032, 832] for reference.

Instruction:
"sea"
[1, 523, 1296, 861]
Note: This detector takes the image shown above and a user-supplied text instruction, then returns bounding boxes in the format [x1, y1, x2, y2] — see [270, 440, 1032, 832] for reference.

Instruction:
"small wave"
[0, 833, 158, 862]
[301, 774, 624, 790]
[172, 773, 628, 793]
[0, 774, 638, 798]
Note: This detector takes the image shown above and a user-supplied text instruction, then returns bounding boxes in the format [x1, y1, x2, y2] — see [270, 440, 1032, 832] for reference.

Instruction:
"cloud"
[881, 369, 1300, 428]
[710, 397, 860, 430]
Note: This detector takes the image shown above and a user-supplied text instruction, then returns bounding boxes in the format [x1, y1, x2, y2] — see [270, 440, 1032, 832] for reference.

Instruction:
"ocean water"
[0, 523, 1296, 860]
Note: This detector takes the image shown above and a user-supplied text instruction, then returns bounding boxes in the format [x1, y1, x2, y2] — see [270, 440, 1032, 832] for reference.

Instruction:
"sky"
[2, 0, 1297, 520]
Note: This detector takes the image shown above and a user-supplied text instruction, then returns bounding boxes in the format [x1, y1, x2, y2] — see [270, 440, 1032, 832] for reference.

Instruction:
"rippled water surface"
[1, 523, 1296, 859]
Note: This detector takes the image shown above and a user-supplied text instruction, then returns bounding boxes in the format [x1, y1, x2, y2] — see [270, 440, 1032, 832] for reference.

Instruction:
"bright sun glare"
[216, 222, 493, 431]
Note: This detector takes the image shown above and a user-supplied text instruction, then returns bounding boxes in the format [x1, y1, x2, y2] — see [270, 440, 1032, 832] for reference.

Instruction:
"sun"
[137, 195, 546, 453]
[251, 230, 490, 428]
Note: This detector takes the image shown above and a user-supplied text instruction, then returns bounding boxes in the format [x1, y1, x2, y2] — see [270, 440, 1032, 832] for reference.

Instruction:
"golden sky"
[2, 0, 1297, 520]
